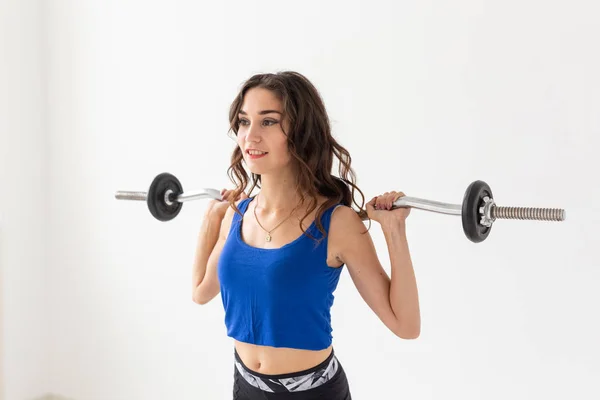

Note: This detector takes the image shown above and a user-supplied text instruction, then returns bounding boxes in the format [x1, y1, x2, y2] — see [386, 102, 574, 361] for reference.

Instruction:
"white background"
[1, 1, 599, 399]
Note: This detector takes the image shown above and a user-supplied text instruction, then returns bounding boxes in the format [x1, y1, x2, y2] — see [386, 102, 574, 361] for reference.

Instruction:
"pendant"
[265, 233, 271, 242]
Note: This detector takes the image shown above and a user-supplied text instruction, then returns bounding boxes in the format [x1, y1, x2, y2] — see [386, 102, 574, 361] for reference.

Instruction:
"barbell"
[114, 172, 566, 243]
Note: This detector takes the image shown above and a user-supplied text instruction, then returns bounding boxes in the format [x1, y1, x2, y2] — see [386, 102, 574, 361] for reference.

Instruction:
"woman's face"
[237, 87, 292, 175]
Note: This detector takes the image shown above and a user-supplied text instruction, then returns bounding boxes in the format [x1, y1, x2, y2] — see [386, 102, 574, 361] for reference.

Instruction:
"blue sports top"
[217, 197, 345, 351]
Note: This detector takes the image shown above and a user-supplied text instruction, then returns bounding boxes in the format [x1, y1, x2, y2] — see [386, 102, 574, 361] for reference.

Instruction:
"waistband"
[234, 347, 335, 379]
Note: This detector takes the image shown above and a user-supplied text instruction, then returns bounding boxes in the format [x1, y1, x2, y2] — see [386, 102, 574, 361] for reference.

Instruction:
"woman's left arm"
[381, 220, 420, 339]
[331, 192, 420, 339]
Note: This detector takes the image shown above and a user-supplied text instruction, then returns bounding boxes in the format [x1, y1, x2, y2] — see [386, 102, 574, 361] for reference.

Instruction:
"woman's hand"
[205, 188, 248, 220]
[366, 191, 410, 227]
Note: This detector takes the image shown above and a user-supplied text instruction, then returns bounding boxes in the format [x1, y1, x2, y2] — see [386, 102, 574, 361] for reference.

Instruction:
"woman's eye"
[238, 119, 278, 127]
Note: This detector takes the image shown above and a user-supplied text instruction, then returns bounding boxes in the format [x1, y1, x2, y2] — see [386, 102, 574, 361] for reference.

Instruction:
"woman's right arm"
[191, 202, 236, 305]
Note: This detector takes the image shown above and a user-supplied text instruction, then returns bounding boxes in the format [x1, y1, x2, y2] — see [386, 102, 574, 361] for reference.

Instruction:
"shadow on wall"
[31, 395, 76, 400]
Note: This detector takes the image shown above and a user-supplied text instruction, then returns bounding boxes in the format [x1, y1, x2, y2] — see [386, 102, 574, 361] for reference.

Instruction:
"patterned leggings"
[232, 348, 352, 399]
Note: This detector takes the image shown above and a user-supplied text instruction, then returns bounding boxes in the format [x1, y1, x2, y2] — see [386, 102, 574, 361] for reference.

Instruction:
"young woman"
[192, 71, 420, 399]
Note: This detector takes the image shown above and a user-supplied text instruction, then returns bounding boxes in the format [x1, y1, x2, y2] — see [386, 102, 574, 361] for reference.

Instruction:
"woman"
[192, 71, 420, 399]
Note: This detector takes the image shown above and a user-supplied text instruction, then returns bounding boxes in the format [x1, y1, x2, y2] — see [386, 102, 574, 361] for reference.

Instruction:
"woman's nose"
[245, 124, 261, 142]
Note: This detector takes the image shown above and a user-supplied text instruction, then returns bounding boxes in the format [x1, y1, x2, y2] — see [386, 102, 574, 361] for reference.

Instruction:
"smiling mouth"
[247, 150, 268, 156]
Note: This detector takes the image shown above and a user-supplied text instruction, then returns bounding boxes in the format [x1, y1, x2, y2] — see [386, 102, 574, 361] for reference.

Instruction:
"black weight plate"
[461, 180, 493, 243]
[146, 172, 183, 221]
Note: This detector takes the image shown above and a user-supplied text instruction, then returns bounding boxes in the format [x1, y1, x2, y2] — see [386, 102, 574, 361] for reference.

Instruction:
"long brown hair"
[226, 71, 370, 241]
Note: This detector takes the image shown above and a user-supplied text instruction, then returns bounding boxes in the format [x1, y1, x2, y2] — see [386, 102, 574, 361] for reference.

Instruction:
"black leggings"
[232, 348, 352, 399]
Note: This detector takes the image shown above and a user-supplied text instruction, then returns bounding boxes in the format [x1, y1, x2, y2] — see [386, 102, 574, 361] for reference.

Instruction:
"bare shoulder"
[327, 204, 370, 265]
[329, 204, 366, 232]
[219, 197, 250, 240]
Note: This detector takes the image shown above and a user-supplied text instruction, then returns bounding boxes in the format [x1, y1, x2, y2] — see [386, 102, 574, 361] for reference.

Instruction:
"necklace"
[253, 194, 298, 242]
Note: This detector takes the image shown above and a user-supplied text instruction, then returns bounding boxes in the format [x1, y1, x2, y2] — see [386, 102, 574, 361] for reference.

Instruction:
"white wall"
[2, 0, 599, 399]
[0, 0, 48, 399]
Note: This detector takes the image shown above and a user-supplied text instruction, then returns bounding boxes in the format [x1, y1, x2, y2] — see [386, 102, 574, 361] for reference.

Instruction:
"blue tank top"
[217, 197, 345, 351]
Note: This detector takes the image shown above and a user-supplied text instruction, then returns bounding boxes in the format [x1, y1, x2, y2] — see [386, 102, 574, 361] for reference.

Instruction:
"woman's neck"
[254, 167, 304, 213]
[255, 187, 301, 214]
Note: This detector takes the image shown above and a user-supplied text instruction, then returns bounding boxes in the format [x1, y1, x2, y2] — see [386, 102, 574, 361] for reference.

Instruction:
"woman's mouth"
[247, 150, 268, 159]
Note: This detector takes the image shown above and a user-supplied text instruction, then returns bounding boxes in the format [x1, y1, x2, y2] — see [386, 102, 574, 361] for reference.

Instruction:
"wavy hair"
[226, 71, 370, 241]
